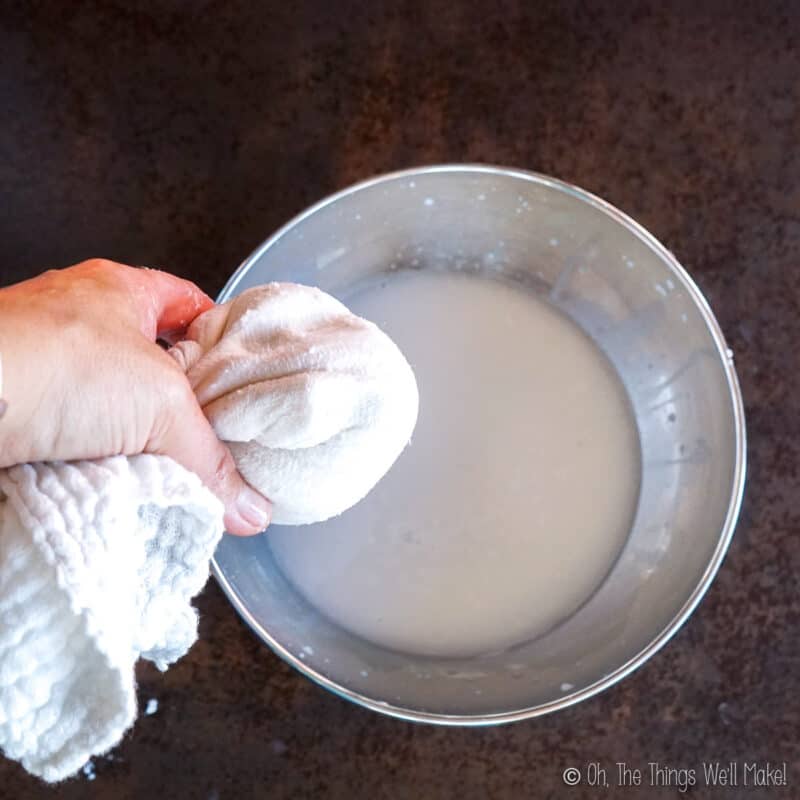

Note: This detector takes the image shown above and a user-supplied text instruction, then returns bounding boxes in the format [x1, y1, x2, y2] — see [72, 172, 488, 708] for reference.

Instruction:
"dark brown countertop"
[1, 1, 798, 798]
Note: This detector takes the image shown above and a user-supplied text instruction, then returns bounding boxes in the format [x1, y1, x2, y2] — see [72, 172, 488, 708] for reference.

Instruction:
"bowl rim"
[211, 163, 747, 725]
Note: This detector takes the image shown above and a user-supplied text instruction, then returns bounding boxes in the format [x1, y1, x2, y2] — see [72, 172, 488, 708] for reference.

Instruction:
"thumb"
[152, 385, 272, 536]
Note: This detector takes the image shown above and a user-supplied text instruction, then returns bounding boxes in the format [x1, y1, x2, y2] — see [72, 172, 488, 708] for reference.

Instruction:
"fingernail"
[235, 484, 272, 531]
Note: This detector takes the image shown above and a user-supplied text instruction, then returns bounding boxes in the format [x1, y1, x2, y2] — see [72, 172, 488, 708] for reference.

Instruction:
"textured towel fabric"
[0, 456, 223, 782]
[0, 283, 418, 782]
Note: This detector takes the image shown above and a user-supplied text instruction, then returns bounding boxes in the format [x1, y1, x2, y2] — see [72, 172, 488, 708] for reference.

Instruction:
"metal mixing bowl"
[212, 165, 746, 723]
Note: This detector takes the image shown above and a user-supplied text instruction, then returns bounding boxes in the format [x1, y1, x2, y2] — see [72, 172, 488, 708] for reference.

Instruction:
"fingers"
[13, 261, 214, 343]
[150, 384, 273, 536]
[107, 263, 215, 342]
[140, 268, 216, 342]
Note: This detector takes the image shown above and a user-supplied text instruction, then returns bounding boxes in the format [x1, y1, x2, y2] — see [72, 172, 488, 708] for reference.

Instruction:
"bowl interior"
[213, 166, 744, 721]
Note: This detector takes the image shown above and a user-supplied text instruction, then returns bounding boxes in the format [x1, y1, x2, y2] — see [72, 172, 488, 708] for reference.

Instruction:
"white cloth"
[0, 283, 418, 782]
[0, 456, 223, 783]
[172, 283, 419, 525]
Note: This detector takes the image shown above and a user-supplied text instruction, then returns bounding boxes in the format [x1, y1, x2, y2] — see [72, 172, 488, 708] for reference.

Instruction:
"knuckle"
[75, 259, 134, 294]
[80, 257, 122, 273]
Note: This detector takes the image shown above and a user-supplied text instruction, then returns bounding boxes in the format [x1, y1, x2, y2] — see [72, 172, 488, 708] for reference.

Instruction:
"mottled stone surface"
[1, 1, 798, 797]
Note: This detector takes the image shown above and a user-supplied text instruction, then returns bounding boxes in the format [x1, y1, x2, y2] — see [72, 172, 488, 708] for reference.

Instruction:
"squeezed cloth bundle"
[0, 283, 418, 782]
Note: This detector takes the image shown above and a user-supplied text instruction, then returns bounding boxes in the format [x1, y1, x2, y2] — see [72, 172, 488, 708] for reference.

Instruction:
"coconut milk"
[269, 270, 641, 657]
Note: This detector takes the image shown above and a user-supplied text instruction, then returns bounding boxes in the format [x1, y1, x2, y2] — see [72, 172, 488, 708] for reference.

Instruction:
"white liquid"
[269, 271, 641, 657]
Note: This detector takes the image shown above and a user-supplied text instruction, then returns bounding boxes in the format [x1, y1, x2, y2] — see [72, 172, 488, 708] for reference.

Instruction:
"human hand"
[0, 259, 272, 535]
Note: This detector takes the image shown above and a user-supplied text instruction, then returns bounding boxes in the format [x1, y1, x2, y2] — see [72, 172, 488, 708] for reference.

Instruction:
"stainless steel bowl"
[212, 165, 746, 723]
